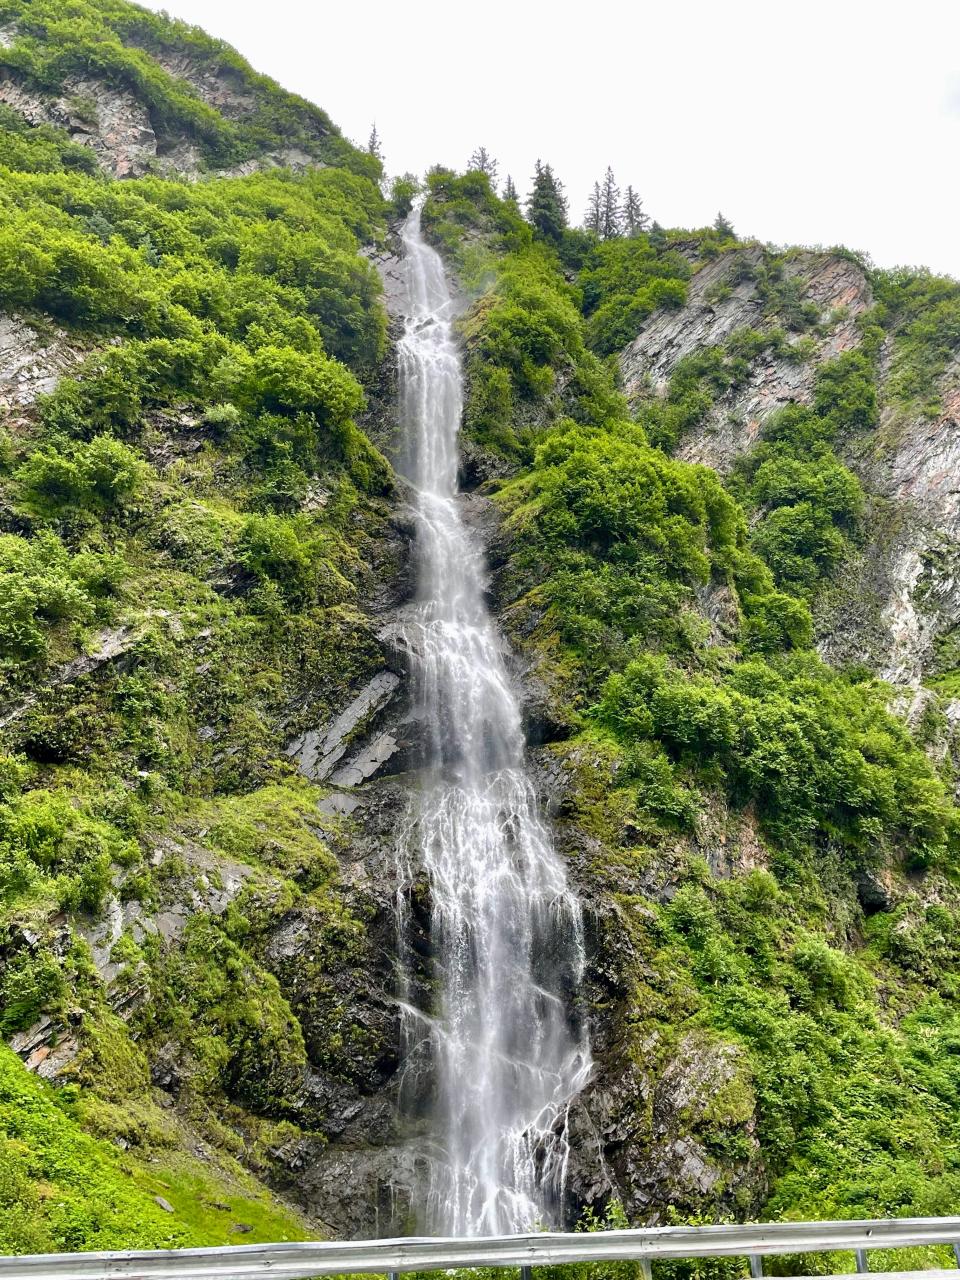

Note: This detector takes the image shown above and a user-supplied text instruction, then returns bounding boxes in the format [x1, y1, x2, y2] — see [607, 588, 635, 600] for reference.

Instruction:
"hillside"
[420, 177, 960, 1227]
[0, 0, 959, 1254]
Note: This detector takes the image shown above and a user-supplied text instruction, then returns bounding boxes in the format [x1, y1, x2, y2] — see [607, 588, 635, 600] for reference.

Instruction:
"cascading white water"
[393, 205, 592, 1237]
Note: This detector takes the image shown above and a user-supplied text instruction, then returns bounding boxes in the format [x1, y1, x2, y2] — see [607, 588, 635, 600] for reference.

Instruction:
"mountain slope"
[0, 0, 414, 1248]
[419, 172, 960, 1228]
[0, 0, 379, 177]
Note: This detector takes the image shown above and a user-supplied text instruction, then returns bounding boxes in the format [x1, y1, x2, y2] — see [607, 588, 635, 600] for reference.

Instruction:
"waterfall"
[393, 205, 592, 1237]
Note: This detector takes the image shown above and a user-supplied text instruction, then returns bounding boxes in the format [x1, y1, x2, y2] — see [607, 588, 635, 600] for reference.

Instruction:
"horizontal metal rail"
[3, 1217, 960, 1280]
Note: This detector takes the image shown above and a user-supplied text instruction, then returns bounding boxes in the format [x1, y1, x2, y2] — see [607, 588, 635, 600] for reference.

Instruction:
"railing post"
[521, 1266, 533, 1280]
[387, 1270, 399, 1280]
[749, 1256, 764, 1279]
[855, 1250, 869, 1273]
[953, 1243, 960, 1268]
[639, 1259, 653, 1280]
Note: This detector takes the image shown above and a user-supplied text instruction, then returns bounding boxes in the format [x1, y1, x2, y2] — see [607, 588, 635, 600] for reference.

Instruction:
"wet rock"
[290, 1137, 429, 1239]
[567, 1032, 765, 1223]
[329, 731, 400, 787]
[855, 867, 896, 915]
[370, 249, 407, 310]
[286, 671, 401, 782]
[150, 1042, 184, 1095]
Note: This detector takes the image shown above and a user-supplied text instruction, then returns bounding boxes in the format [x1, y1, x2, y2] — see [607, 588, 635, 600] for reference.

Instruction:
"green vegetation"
[648, 867, 960, 1224]
[0, 0, 380, 174]
[423, 170, 960, 1232]
[0, 1044, 308, 1251]
[0, 0, 396, 1251]
[873, 268, 960, 414]
[731, 344, 879, 598]
[3, 0, 960, 1251]
[579, 237, 689, 354]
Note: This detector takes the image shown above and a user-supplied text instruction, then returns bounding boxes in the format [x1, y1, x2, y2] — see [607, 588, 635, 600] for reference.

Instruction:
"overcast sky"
[147, 0, 960, 278]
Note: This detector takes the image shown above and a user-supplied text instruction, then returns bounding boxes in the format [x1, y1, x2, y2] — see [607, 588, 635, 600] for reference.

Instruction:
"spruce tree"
[503, 174, 518, 204]
[468, 145, 499, 182]
[600, 166, 622, 240]
[584, 182, 602, 236]
[714, 211, 735, 239]
[622, 185, 650, 236]
[526, 160, 568, 243]
[367, 122, 383, 160]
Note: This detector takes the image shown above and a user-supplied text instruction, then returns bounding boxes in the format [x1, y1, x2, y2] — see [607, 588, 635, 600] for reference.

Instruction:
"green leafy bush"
[0, 788, 136, 911]
[598, 652, 956, 867]
[0, 533, 124, 665]
[17, 436, 147, 517]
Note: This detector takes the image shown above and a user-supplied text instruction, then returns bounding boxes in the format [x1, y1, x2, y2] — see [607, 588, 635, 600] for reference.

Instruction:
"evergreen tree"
[367, 122, 383, 160]
[503, 174, 519, 204]
[649, 220, 667, 251]
[584, 181, 602, 235]
[526, 160, 568, 243]
[600, 166, 622, 240]
[468, 145, 499, 182]
[622, 184, 649, 236]
[714, 211, 736, 239]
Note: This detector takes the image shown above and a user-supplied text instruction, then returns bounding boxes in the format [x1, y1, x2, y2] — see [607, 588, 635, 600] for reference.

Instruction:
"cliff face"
[420, 176, 960, 1232]
[621, 248, 873, 472]
[621, 246, 960, 705]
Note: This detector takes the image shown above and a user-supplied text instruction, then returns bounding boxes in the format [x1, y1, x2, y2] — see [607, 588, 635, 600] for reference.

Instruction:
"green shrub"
[17, 436, 147, 517]
[238, 514, 314, 603]
[0, 788, 135, 911]
[598, 651, 956, 866]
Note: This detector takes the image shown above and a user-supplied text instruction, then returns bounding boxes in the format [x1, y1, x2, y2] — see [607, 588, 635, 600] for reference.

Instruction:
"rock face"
[0, 314, 86, 410]
[0, 41, 328, 180]
[841, 355, 960, 688]
[286, 671, 402, 784]
[621, 248, 872, 474]
[0, 71, 163, 177]
[566, 1029, 763, 1221]
[10, 836, 252, 1080]
[621, 247, 960, 697]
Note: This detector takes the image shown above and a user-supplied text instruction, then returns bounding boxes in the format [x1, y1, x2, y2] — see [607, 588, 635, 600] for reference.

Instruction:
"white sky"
[147, 0, 960, 278]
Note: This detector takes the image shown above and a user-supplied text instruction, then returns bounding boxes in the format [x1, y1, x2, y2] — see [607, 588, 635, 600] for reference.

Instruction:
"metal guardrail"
[3, 1217, 960, 1280]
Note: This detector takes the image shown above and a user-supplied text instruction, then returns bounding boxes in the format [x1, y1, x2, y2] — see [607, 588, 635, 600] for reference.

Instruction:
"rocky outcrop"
[619, 249, 960, 698]
[148, 50, 257, 122]
[567, 1029, 764, 1222]
[841, 355, 960, 688]
[0, 624, 141, 733]
[0, 313, 87, 411]
[286, 671, 402, 784]
[621, 248, 872, 474]
[0, 71, 164, 177]
[0, 59, 322, 179]
[10, 834, 253, 1081]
